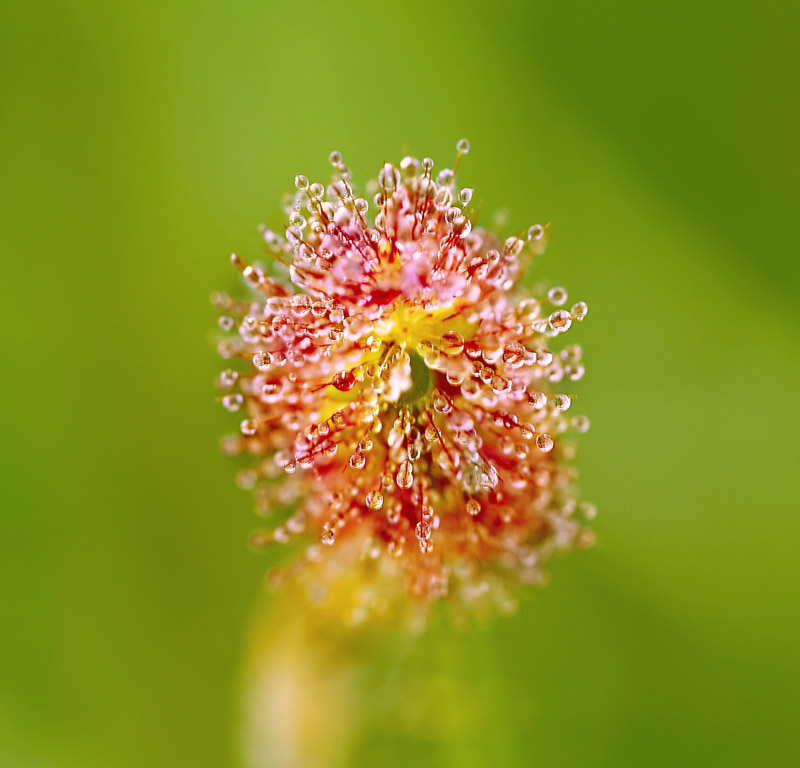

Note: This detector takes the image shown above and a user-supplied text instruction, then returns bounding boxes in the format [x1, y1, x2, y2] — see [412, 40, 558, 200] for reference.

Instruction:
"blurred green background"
[2, 0, 799, 766]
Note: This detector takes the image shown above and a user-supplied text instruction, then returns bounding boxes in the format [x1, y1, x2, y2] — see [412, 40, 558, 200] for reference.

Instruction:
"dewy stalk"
[213, 140, 595, 628]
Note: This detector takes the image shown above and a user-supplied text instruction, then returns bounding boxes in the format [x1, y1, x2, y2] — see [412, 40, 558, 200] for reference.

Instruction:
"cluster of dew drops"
[212, 139, 596, 609]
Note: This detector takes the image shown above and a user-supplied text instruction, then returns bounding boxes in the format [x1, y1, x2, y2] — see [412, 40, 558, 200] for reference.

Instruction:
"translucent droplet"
[415, 520, 431, 541]
[534, 349, 552, 367]
[571, 415, 590, 433]
[320, 529, 336, 546]
[553, 393, 572, 411]
[527, 224, 545, 241]
[222, 394, 243, 412]
[332, 370, 356, 391]
[240, 418, 258, 436]
[437, 169, 454, 186]
[549, 310, 572, 332]
[529, 390, 546, 410]
[466, 499, 481, 516]
[504, 237, 524, 257]
[378, 163, 401, 191]
[366, 491, 384, 510]
[567, 364, 585, 382]
[478, 467, 498, 489]
[350, 452, 366, 470]
[289, 211, 307, 230]
[329, 150, 342, 165]
[547, 287, 568, 306]
[536, 433, 554, 452]
[294, 174, 309, 190]
[571, 301, 588, 321]
[432, 390, 452, 414]
[456, 138, 471, 155]
[217, 369, 238, 389]
[502, 342, 525, 367]
[236, 469, 257, 490]
[440, 330, 465, 356]
[252, 351, 271, 371]
[459, 187, 474, 206]
[579, 501, 598, 520]
[453, 216, 472, 238]
[218, 316, 234, 331]
[396, 460, 413, 489]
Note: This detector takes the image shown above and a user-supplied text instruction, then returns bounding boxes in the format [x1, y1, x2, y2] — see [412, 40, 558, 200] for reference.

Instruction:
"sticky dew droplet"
[365, 491, 384, 510]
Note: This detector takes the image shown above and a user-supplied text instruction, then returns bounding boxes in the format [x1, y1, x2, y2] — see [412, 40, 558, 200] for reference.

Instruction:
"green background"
[2, 1, 798, 765]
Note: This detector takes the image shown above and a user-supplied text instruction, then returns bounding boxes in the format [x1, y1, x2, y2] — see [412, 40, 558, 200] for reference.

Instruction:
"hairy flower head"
[213, 141, 594, 625]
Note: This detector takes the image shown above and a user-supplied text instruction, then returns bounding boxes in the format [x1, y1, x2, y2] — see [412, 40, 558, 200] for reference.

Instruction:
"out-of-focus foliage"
[1, 0, 798, 766]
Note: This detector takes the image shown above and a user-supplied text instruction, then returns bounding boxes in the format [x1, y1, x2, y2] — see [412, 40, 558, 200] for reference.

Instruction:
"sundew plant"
[213, 141, 594, 627]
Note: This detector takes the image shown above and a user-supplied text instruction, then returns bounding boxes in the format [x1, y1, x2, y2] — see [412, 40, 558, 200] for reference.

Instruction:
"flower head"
[214, 141, 594, 624]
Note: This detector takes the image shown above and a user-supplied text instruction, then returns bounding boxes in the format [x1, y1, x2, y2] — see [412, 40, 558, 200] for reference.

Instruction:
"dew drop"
[218, 369, 238, 389]
[378, 163, 401, 191]
[554, 393, 572, 411]
[527, 224, 545, 241]
[440, 330, 465, 356]
[571, 301, 588, 321]
[396, 460, 413, 489]
[289, 211, 306, 230]
[536, 433, 554, 452]
[456, 138, 471, 154]
[240, 418, 258, 436]
[529, 390, 546, 410]
[466, 499, 481, 516]
[366, 491, 384, 510]
[579, 501, 598, 520]
[332, 370, 356, 391]
[502, 342, 525, 367]
[222, 394, 243, 412]
[572, 415, 590, 433]
[432, 390, 452, 414]
[350, 452, 366, 470]
[504, 237, 524, 257]
[252, 351, 271, 371]
[548, 287, 568, 306]
[320, 529, 336, 546]
[549, 310, 572, 332]
[437, 169, 455, 187]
